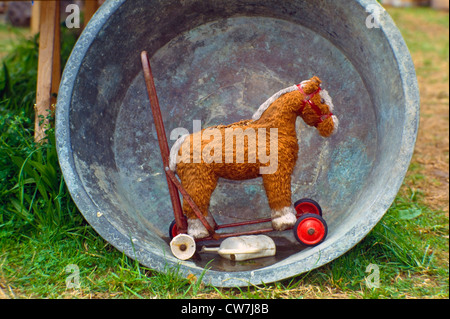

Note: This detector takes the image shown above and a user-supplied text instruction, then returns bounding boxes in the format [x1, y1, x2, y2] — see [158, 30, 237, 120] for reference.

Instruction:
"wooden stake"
[35, 1, 60, 143]
[84, 0, 99, 28]
[51, 2, 61, 108]
[30, 1, 41, 36]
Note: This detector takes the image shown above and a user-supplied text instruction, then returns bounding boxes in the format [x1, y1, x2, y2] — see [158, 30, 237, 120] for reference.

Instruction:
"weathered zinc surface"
[56, 0, 419, 287]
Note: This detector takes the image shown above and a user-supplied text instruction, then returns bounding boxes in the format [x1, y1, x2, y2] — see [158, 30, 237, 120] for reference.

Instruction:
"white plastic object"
[201, 235, 276, 261]
[170, 234, 196, 260]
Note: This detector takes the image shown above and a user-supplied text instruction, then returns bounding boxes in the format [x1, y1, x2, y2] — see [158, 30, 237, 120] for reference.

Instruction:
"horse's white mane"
[251, 84, 299, 121]
[251, 81, 334, 120]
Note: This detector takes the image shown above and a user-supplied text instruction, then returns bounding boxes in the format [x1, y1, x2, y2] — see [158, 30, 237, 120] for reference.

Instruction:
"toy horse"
[169, 76, 338, 239]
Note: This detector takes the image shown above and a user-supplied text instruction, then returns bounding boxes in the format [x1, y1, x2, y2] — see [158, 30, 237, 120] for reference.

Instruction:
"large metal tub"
[56, 0, 419, 287]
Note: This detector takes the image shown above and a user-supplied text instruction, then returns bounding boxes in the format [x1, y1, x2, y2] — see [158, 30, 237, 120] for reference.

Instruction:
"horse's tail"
[169, 134, 189, 171]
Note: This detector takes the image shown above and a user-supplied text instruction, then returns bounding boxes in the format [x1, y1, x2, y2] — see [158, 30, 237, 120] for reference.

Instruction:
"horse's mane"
[251, 84, 299, 121]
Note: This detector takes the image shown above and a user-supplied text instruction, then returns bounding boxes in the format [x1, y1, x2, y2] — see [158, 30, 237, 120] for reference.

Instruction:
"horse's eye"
[320, 98, 325, 104]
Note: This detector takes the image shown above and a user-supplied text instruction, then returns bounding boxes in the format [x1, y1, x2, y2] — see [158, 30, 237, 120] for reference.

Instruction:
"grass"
[388, 7, 449, 84]
[0, 8, 448, 299]
[0, 23, 29, 60]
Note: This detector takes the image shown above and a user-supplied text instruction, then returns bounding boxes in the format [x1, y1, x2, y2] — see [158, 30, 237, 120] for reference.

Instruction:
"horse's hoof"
[271, 207, 297, 231]
[187, 217, 213, 239]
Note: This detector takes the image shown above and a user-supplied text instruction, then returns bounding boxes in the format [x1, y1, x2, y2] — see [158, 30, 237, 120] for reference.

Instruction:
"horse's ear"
[302, 76, 322, 94]
[310, 76, 322, 86]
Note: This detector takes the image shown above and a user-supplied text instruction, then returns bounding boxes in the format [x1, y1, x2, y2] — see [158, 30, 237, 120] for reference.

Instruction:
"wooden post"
[51, 3, 61, 108]
[30, 1, 41, 36]
[84, 0, 99, 27]
[35, 1, 60, 143]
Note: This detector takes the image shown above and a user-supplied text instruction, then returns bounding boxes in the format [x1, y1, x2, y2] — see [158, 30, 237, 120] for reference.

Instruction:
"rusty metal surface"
[56, 0, 419, 287]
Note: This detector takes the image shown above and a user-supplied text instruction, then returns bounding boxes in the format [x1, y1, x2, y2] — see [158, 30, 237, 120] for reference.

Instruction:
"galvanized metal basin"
[56, 0, 419, 287]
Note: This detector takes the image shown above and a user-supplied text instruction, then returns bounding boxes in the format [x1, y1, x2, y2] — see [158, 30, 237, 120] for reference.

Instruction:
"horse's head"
[297, 76, 338, 137]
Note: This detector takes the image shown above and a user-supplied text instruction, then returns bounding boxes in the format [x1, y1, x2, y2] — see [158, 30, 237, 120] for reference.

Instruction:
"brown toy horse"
[169, 76, 338, 238]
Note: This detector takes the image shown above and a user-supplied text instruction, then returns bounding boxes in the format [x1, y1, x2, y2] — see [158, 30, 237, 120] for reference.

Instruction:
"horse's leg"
[262, 172, 297, 231]
[180, 166, 218, 239]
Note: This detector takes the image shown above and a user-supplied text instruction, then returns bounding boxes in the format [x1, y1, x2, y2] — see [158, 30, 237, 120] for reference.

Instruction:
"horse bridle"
[297, 84, 333, 127]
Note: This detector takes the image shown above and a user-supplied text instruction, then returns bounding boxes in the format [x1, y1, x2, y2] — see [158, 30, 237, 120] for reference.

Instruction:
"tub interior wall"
[68, 0, 406, 264]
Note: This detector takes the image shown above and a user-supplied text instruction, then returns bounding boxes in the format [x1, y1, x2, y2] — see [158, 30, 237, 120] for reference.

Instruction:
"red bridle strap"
[297, 84, 333, 126]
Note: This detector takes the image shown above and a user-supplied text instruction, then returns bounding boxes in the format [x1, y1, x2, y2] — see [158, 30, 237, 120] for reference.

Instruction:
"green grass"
[1, 229, 197, 298]
[0, 9, 448, 299]
[0, 23, 29, 60]
[388, 7, 449, 80]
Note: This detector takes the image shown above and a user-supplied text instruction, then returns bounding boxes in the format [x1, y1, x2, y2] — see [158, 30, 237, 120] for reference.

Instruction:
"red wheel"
[293, 214, 328, 246]
[294, 198, 322, 217]
[169, 220, 180, 239]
